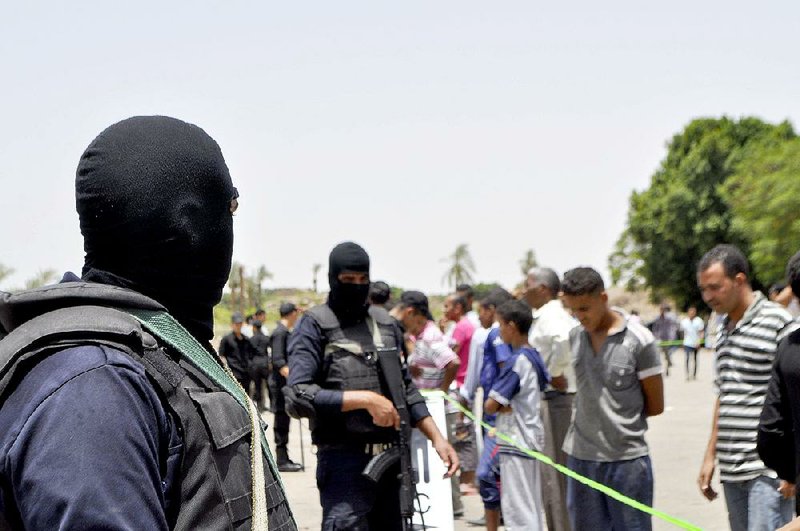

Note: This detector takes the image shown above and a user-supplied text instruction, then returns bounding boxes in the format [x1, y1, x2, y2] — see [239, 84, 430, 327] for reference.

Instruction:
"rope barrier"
[422, 389, 702, 531]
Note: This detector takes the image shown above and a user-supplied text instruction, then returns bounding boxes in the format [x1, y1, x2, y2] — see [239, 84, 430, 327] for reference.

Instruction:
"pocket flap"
[187, 389, 251, 450]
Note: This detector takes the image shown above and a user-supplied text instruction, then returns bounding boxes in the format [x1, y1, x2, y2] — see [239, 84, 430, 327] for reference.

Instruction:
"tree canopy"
[610, 116, 796, 310]
[722, 138, 800, 285]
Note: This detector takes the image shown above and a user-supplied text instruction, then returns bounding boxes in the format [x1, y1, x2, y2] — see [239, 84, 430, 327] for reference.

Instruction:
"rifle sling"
[368, 317, 407, 413]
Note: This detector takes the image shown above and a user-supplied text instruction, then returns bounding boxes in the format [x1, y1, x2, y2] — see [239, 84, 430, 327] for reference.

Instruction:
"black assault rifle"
[362, 348, 418, 531]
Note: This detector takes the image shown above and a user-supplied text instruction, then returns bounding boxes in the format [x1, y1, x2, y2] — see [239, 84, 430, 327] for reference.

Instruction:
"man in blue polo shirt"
[460, 288, 513, 531]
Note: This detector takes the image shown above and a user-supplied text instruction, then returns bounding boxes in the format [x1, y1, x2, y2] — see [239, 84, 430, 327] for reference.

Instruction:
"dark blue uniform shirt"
[0, 344, 181, 529]
[287, 313, 429, 426]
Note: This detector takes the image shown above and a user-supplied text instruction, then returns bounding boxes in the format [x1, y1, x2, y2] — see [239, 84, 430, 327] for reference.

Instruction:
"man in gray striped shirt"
[697, 244, 797, 531]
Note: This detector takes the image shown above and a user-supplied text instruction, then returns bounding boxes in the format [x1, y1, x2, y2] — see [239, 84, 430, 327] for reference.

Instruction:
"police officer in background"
[250, 309, 272, 411]
[219, 311, 256, 392]
[286, 242, 458, 530]
[0, 116, 294, 530]
[270, 302, 303, 472]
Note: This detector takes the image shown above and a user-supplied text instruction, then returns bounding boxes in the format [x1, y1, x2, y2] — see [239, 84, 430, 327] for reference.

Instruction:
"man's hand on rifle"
[342, 390, 400, 429]
[365, 393, 401, 429]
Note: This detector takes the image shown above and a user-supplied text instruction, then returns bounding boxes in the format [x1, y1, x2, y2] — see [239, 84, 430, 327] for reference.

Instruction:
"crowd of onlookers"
[220, 242, 800, 531]
[381, 266, 663, 531]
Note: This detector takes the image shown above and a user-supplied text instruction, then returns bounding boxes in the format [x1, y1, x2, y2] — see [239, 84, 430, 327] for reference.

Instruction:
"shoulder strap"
[368, 317, 385, 349]
[367, 305, 395, 326]
[306, 304, 340, 330]
[0, 305, 147, 398]
[125, 309, 278, 531]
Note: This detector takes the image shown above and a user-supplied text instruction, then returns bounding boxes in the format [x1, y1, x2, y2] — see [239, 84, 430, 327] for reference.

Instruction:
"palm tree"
[312, 263, 322, 293]
[248, 265, 273, 309]
[519, 249, 538, 277]
[442, 244, 476, 288]
[228, 261, 244, 311]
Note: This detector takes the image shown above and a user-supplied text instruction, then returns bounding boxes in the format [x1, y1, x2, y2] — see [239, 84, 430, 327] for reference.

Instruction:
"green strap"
[125, 308, 291, 528]
[423, 390, 702, 531]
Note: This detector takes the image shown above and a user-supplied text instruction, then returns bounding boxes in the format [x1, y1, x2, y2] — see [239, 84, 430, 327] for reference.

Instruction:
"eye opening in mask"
[230, 187, 240, 215]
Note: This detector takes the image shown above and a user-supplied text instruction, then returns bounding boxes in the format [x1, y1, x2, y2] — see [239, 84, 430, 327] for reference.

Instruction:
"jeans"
[566, 455, 653, 531]
[661, 346, 677, 376]
[477, 430, 501, 510]
[722, 475, 793, 531]
[316, 446, 402, 530]
[683, 346, 698, 379]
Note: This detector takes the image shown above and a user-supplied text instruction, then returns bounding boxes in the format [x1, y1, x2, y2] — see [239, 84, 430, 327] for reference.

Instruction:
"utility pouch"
[283, 384, 321, 420]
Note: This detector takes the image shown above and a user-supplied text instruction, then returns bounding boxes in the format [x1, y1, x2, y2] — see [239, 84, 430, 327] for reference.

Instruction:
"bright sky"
[2, 2, 799, 295]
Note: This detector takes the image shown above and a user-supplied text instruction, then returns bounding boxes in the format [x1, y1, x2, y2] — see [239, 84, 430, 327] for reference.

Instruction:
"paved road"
[267, 349, 732, 530]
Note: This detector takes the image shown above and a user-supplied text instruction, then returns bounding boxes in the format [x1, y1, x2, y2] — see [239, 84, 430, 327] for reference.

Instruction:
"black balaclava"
[76, 116, 237, 342]
[327, 242, 370, 324]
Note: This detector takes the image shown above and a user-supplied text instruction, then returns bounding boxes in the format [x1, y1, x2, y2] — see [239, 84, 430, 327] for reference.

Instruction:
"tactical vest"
[305, 304, 402, 445]
[0, 283, 296, 531]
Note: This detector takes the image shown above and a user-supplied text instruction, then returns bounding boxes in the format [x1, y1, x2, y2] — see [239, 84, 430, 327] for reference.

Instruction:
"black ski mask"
[327, 242, 370, 324]
[76, 116, 237, 342]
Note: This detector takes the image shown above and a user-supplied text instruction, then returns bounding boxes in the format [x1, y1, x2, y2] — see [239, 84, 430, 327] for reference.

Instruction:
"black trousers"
[317, 445, 402, 531]
[232, 370, 251, 396]
[249, 357, 270, 407]
[269, 373, 291, 459]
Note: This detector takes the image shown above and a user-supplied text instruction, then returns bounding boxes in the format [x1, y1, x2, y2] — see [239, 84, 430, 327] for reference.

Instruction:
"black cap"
[400, 291, 433, 321]
[279, 302, 298, 317]
[231, 312, 244, 324]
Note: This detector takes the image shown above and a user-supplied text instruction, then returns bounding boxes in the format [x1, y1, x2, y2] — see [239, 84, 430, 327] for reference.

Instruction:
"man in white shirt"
[680, 306, 704, 380]
[524, 267, 577, 531]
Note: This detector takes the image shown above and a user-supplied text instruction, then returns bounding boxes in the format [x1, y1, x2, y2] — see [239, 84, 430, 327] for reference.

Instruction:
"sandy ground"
[267, 348, 733, 530]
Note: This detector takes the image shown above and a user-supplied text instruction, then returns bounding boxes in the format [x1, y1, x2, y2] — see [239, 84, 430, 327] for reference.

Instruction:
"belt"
[317, 442, 394, 457]
[543, 390, 575, 400]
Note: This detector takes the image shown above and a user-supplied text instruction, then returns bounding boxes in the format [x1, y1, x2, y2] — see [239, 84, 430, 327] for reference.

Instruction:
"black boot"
[276, 448, 303, 472]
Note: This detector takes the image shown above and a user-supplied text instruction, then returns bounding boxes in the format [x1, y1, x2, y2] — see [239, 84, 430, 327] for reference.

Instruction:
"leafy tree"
[472, 282, 503, 301]
[611, 116, 795, 309]
[24, 270, 58, 290]
[441, 244, 476, 289]
[0, 264, 13, 289]
[518, 249, 538, 277]
[722, 138, 800, 285]
[608, 230, 645, 291]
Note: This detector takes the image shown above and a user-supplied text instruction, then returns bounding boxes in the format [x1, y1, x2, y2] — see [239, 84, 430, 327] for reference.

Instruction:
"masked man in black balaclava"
[0, 116, 295, 530]
[285, 241, 459, 530]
